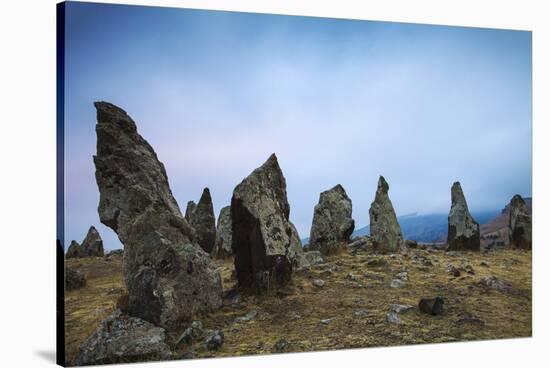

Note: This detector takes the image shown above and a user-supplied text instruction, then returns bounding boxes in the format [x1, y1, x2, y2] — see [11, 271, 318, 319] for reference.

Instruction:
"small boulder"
[76, 310, 171, 365]
[274, 338, 289, 352]
[418, 297, 444, 315]
[66, 267, 86, 290]
[390, 279, 406, 288]
[386, 312, 401, 324]
[479, 276, 513, 293]
[312, 279, 326, 288]
[204, 330, 224, 351]
[304, 250, 325, 265]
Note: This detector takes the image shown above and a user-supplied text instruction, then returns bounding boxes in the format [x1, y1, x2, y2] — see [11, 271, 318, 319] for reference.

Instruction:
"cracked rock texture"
[93, 101, 222, 328]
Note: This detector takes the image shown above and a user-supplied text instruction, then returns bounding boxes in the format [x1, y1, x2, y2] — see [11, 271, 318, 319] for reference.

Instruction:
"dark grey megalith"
[509, 194, 532, 249]
[81, 225, 105, 257]
[188, 188, 217, 254]
[66, 240, 85, 259]
[231, 154, 304, 291]
[309, 184, 355, 255]
[446, 182, 480, 251]
[213, 206, 233, 258]
[369, 176, 404, 253]
[93, 101, 222, 328]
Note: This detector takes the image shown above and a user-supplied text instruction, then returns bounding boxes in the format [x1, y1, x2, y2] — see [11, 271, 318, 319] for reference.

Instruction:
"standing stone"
[509, 194, 532, 250]
[446, 182, 480, 251]
[369, 176, 403, 253]
[93, 101, 222, 327]
[231, 154, 297, 291]
[188, 188, 217, 254]
[66, 240, 84, 259]
[213, 206, 232, 258]
[287, 222, 310, 271]
[309, 184, 355, 255]
[185, 201, 196, 222]
[81, 226, 105, 257]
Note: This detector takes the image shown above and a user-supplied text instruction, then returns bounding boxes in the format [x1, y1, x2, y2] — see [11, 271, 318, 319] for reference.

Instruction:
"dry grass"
[64, 256, 124, 364]
[65, 247, 531, 364]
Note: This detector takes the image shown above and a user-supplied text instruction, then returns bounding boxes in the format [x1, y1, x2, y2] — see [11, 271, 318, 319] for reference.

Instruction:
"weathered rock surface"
[66, 267, 86, 290]
[66, 240, 84, 259]
[81, 226, 105, 257]
[509, 195, 532, 250]
[287, 222, 310, 271]
[230, 154, 297, 291]
[185, 201, 196, 222]
[188, 188, 217, 254]
[419, 297, 444, 315]
[77, 310, 171, 366]
[309, 184, 355, 255]
[93, 101, 222, 327]
[446, 182, 480, 251]
[369, 176, 404, 253]
[304, 250, 325, 265]
[213, 206, 232, 258]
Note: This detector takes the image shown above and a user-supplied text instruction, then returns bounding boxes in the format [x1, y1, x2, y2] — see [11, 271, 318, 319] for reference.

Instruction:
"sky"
[62, 2, 532, 251]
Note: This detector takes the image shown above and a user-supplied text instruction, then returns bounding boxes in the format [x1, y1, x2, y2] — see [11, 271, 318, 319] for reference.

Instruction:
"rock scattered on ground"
[235, 310, 258, 323]
[76, 310, 171, 365]
[274, 338, 289, 352]
[418, 297, 445, 316]
[66, 267, 86, 290]
[204, 330, 224, 351]
[386, 312, 401, 324]
[390, 279, 406, 288]
[312, 279, 326, 288]
[479, 276, 513, 293]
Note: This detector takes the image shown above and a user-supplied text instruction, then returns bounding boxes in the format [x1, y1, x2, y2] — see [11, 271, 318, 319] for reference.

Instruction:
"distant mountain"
[351, 210, 500, 244]
[302, 199, 531, 245]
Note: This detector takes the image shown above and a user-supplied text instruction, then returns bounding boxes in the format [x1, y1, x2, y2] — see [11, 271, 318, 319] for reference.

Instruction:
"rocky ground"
[65, 246, 531, 365]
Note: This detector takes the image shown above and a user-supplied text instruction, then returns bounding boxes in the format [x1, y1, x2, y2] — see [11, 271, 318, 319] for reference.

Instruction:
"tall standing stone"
[509, 194, 532, 249]
[309, 184, 355, 255]
[446, 182, 480, 251]
[213, 206, 232, 258]
[369, 176, 403, 253]
[81, 225, 105, 257]
[66, 240, 84, 258]
[185, 201, 196, 222]
[188, 188, 216, 254]
[231, 154, 297, 291]
[93, 101, 222, 327]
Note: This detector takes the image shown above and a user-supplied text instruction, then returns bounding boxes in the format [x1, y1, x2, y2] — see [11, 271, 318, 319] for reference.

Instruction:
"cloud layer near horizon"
[63, 3, 532, 250]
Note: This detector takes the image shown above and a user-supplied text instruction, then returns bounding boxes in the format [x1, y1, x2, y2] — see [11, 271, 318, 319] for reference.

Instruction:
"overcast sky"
[63, 2, 532, 250]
